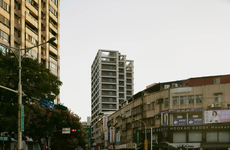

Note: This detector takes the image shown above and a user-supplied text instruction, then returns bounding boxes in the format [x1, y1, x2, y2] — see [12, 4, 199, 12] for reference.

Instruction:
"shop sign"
[161, 113, 168, 126]
[188, 118, 202, 125]
[169, 124, 230, 131]
[127, 143, 136, 149]
[115, 132, 120, 144]
[168, 143, 200, 148]
[103, 116, 108, 132]
[173, 119, 187, 125]
[170, 87, 192, 93]
[110, 127, 115, 143]
[169, 108, 202, 113]
[136, 130, 140, 143]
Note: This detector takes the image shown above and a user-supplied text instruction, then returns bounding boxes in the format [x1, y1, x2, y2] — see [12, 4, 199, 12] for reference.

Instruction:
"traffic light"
[71, 129, 80, 132]
[71, 129, 77, 132]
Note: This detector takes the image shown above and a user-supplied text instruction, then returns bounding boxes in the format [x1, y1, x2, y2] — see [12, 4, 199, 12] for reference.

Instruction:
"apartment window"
[164, 98, 169, 107]
[180, 96, 188, 105]
[109, 65, 113, 69]
[49, 5, 57, 16]
[172, 96, 179, 105]
[51, 0, 58, 6]
[109, 72, 113, 75]
[49, 61, 57, 72]
[214, 93, 222, 102]
[214, 78, 220, 84]
[109, 91, 113, 95]
[109, 104, 113, 108]
[188, 95, 194, 104]
[0, 30, 9, 43]
[0, 45, 8, 54]
[196, 95, 203, 103]
[109, 98, 113, 102]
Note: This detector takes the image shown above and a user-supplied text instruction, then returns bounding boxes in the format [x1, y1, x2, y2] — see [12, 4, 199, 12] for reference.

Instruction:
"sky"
[60, 0, 230, 122]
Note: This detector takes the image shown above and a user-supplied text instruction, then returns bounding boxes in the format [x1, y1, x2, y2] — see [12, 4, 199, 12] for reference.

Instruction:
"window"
[196, 95, 203, 103]
[0, 45, 8, 54]
[172, 96, 179, 105]
[49, 61, 57, 72]
[214, 78, 220, 84]
[180, 96, 188, 105]
[109, 104, 113, 108]
[109, 79, 113, 82]
[109, 98, 113, 102]
[109, 72, 113, 75]
[109, 65, 113, 69]
[164, 98, 169, 107]
[51, 0, 58, 6]
[0, 30, 9, 43]
[49, 5, 57, 16]
[188, 95, 194, 104]
[214, 93, 222, 102]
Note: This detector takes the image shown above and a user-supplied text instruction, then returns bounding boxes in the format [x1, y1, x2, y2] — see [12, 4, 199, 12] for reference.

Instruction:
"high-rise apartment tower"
[0, 0, 60, 103]
[91, 49, 134, 137]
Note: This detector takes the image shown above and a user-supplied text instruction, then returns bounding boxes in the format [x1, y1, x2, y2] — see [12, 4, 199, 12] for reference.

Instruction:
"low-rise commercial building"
[98, 74, 230, 150]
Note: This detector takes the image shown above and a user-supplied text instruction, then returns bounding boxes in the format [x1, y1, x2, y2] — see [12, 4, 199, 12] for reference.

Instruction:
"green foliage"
[0, 52, 62, 102]
[0, 52, 86, 150]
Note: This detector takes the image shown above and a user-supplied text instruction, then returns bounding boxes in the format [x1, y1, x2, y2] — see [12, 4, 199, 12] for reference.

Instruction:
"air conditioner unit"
[215, 103, 221, 108]
[208, 104, 214, 108]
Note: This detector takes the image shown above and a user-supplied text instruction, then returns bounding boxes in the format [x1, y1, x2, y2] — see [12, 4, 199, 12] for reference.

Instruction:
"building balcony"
[49, 11, 58, 23]
[49, 45, 58, 55]
[26, 26, 38, 39]
[49, 33, 57, 44]
[25, 12, 38, 28]
[26, 1, 38, 17]
[50, 22, 58, 33]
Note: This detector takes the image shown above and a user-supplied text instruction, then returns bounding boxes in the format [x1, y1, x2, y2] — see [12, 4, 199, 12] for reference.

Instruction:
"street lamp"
[0, 37, 56, 150]
[133, 118, 147, 150]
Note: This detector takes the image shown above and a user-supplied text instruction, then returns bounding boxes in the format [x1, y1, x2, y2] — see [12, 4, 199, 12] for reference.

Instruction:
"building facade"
[98, 74, 230, 150]
[91, 49, 134, 139]
[0, 0, 60, 103]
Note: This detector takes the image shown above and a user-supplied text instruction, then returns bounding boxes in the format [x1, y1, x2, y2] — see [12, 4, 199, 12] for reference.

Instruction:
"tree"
[0, 52, 86, 150]
[24, 103, 87, 150]
[0, 52, 62, 102]
[0, 51, 61, 140]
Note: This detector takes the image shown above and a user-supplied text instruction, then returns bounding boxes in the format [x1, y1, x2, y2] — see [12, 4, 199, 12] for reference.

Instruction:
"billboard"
[204, 110, 230, 124]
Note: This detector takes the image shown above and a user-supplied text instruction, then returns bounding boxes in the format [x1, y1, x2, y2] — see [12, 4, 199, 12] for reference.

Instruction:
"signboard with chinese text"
[110, 127, 115, 143]
[173, 119, 186, 125]
[188, 118, 202, 125]
[103, 116, 108, 132]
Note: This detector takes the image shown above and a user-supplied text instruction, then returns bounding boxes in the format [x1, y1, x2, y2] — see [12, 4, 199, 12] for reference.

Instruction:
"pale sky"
[60, 0, 230, 122]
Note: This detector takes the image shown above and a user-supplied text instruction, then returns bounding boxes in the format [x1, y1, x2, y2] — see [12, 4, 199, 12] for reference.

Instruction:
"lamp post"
[0, 37, 56, 150]
[133, 118, 147, 150]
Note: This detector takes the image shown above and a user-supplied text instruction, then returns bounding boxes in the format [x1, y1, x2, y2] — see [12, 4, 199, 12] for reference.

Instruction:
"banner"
[136, 130, 140, 143]
[204, 110, 230, 124]
[110, 127, 115, 143]
[103, 116, 108, 132]
[161, 113, 168, 126]
[116, 132, 120, 144]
